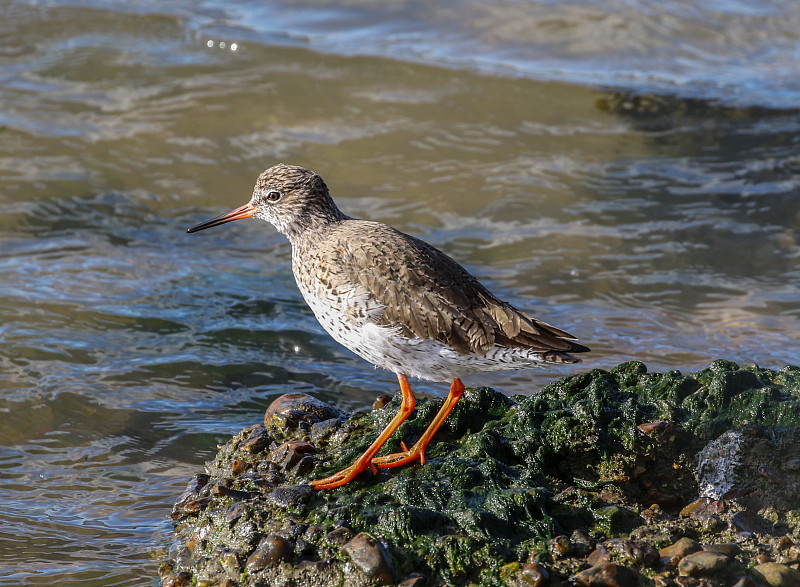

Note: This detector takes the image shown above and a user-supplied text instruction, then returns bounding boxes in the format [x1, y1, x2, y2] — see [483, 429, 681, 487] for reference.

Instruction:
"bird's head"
[187, 164, 343, 240]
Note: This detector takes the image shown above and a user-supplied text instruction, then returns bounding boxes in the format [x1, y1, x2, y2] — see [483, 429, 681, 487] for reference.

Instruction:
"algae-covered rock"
[161, 361, 800, 586]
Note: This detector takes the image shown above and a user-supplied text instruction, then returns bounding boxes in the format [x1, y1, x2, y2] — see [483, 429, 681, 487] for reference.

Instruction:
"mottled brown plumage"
[188, 163, 589, 489]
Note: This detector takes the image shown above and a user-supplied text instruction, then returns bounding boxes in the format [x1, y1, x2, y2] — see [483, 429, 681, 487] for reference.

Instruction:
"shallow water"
[1, 1, 799, 584]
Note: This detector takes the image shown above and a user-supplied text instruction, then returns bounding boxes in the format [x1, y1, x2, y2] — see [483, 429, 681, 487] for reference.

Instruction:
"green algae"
[163, 360, 800, 586]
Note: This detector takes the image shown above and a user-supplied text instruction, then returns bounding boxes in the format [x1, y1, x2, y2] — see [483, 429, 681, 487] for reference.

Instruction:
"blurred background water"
[1, 0, 799, 584]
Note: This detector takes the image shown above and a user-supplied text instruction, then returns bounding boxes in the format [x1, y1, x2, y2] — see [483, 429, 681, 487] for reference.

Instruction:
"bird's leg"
[372, 377, 465, 469]
[311, 373, 416, 490]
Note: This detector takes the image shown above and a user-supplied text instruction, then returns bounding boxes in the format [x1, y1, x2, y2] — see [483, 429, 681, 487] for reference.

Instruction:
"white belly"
[293, 270, 548, 382]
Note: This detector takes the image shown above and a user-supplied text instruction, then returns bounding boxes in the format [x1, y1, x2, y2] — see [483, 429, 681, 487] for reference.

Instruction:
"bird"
[187, 164, 589, 490]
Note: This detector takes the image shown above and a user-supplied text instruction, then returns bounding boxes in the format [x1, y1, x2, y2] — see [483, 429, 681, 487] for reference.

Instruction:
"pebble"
[520, 562, 549, 586]
[549, 535, 571, 558]
[230, 459, 246, 477]
[225, 501, 249, 527]
[270, 440, 317, 473]
[677, 551, 729, 576]
[729, 510, 763, 535]
[603, 538, 659, 567]
[325, 525, 354, 546]
[264, 393, 343, 440]
[570, 529, 596, 557]
[301, 524, 324, 544]
[751, 562, 800, 587]
[343, 533, 394, 584]
[570, 562, 637, 587]
[310, 418, 341, 443]
[659, 537, 701, 559]
[680, 497, 714, 517]
[245, 535, 293, 571]
[587, 545, 611, 566]
[702, 543, 740, 558]
[372, 394, 393, 410]
[160, 571, 193, 587]
[219, 549, 239, 574]
[235, 471, 277, 491]
[172, 496, 212, 518]
[637, 420, 673, 436]
[213, 485, 252, 501]
[238, 426, 269, 454]
[397, 572, 427, 586]
[267, 484, 312, 508]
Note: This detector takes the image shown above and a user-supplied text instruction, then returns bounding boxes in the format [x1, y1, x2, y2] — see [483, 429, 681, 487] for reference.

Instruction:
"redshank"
[188, 164, 589, 489]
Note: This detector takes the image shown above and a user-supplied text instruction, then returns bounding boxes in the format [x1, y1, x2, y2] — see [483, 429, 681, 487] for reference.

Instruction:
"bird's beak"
[187, 203, 255, 233]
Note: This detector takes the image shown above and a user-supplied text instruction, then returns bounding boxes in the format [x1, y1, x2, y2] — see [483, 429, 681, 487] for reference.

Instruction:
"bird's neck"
[284, 206, 350, 247]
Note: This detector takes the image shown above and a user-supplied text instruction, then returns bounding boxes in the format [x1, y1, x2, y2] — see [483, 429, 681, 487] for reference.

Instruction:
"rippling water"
[1, 1, 799, 584]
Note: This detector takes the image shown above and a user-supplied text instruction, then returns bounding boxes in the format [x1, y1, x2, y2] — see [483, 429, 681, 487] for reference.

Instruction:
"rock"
[231, 458, 248, 476]
[570, 562, 637, 587]
[213, 484, 252, 501]
[172, 496, 212, 518]
[372, 394, 393, 410]
[310, 418, 341, 443]
[549, 535, 571, 558]
[245, 535, 293, 571]
[219, 549, 240, 575]
[267, 484, 312, 508]
[731, 577, 755, 587]
[270, 440, 317, 472]
[751, 562, 800, 587]
[520, 562, 549, 586]
[162, 363, 800, 587]
[159, 566, 193, 587]
[696, 430, 745, 500]
[677, 551, 729, 576]
[603, 538, 659, 567]
[238, 425, 269, 454]
[702, 543, 740, 558]
[571, 529, 596, 557]
[397, 572, 426, 586]
[659, 537, 702, 560]
[264, 393, 343, 441]
[777, 536, 794, 551]
[637, 420, 673, 437]
[587, 545, 611, 566]
[325, 525, 354, 546]
[225, 501, 249, 527]
[343, 533, 393, 584]
[730, 511, 764, 535]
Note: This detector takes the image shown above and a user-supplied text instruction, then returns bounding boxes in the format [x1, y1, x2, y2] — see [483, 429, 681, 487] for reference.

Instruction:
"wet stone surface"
[160, 360, 800, 586]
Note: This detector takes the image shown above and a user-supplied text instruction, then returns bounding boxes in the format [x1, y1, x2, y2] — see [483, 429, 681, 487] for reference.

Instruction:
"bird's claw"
[371, 443, 427, 469]
[311, 458, 377, 490]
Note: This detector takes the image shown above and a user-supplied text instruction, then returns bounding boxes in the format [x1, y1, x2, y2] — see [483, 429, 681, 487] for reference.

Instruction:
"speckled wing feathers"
[332, 221, 587, 361]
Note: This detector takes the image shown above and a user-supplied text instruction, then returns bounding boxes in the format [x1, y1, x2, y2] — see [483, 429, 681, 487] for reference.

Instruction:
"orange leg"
[371, 377, 465, 469]
[311, 373, 416, 490]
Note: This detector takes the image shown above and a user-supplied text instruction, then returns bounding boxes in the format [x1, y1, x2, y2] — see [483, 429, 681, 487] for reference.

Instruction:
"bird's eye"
[266, 190, 282, 202]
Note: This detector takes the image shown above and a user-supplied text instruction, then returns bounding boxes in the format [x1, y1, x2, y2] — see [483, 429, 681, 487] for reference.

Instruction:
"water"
[1, 1, 799, 584]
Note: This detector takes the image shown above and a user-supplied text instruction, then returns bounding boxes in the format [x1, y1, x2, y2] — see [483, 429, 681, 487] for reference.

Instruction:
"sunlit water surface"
[1, 1, 799, 584]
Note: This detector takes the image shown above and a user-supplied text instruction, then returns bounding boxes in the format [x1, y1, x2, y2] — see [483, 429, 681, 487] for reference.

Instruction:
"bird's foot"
[371, 441, 428, 469]
[310, 455, 379, 490]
